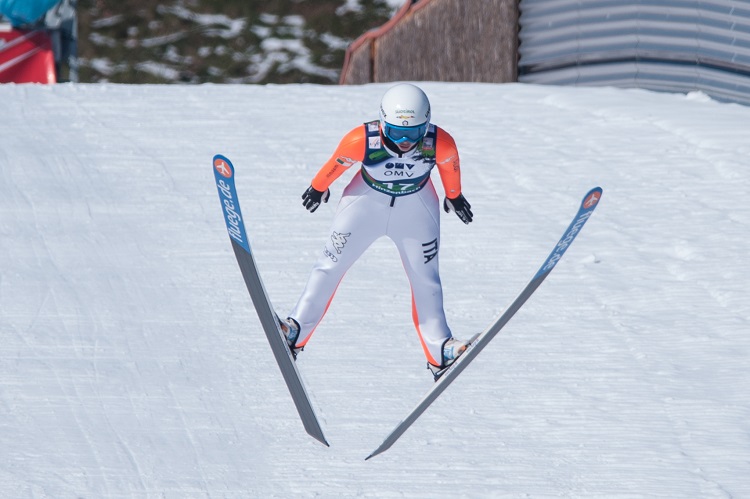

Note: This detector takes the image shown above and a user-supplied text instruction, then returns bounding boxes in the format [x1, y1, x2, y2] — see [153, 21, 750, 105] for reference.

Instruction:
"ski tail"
[230, 239, 329, 447]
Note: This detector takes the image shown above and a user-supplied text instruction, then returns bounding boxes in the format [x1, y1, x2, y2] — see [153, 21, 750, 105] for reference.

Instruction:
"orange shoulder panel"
[434, 126, 462, 199]
[310, 125, 367, 192]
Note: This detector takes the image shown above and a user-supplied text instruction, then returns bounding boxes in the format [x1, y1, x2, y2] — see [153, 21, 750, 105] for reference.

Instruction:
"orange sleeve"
[434, 127, 462, 199]
[310, 126, 367, 192]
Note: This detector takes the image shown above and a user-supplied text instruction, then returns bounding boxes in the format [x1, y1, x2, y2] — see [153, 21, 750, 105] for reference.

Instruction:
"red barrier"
[0, 28, 56, 84]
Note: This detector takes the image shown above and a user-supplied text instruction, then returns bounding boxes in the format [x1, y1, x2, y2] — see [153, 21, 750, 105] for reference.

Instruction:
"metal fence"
[518, 0, 750, 105]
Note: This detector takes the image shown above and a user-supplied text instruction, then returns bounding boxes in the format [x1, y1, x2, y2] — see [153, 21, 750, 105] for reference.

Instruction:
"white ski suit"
[289, 120, 465, 367]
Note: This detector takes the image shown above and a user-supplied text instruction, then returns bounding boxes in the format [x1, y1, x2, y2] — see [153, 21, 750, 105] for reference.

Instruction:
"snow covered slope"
[1, 82, 748, 497]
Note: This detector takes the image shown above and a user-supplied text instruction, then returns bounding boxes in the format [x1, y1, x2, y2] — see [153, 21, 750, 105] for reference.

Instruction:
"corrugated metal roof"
[519, 0, 750, 105]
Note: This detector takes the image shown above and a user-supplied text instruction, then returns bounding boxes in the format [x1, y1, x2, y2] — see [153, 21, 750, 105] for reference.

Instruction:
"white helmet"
[379, 83, 431, 145]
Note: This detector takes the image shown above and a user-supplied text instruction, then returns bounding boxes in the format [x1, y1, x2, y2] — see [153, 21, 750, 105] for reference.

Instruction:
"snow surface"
[1, 82, 749, 498]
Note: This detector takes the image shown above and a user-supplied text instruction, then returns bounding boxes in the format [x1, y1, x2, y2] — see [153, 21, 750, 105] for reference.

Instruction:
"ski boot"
[427, 337, 472, 381]
[278, 316, 303, 360]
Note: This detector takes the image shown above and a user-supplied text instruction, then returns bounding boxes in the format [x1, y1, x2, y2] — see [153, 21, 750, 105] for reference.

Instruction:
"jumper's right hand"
[302, 185, 330, 213]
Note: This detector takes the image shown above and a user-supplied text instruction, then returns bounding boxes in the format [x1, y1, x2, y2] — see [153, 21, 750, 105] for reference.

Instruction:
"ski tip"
[212, 154, 235, 180]
[582, 187, 603, 210]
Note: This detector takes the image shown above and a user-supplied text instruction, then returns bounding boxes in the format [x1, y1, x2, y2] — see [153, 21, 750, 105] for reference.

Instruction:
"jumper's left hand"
[443, 194, 473, 224]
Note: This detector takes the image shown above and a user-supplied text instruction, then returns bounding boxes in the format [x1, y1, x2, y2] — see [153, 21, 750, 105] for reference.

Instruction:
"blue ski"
[213, 154, 328, 447]
[366, 187, 603, 459]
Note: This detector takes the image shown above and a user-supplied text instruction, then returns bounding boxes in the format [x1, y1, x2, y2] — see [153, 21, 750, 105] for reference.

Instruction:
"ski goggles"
[384, 123, 428, 144]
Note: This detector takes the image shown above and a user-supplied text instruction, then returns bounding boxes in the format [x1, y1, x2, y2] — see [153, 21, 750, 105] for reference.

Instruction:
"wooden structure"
[340, 0, 518, 85]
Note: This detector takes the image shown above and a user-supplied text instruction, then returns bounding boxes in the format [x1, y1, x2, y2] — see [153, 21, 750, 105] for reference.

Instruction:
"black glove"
[443, 194, 473, 224]
[301, 185, 330, 213]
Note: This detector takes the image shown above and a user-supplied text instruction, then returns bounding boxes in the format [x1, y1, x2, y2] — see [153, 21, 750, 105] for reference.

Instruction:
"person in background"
[45, 0, 78, 82]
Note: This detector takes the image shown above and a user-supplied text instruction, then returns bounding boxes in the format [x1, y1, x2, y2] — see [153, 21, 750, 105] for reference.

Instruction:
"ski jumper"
[289, 120, 463, 367]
